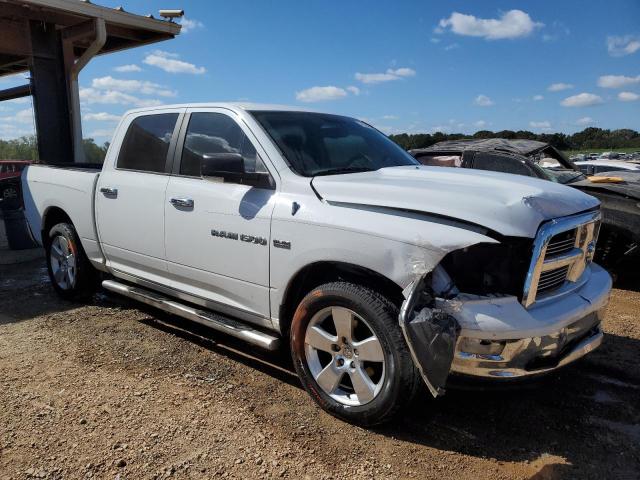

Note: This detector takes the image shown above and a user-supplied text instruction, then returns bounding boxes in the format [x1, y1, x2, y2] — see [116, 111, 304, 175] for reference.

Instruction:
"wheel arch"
[41, 206, 73, 246]
[277, 261, 404, 338]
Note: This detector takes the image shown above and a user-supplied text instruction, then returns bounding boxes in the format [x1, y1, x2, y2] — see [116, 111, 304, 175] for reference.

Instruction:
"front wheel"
[290, 282, 420, 426]
[45, 222, 97, 300]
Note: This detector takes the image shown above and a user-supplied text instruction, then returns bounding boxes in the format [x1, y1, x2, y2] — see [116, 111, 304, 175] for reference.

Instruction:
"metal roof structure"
[0, 0, 182, 163]
[0, 0, 181, 77]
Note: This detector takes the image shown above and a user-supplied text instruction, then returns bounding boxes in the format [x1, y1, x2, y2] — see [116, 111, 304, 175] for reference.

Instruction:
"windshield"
[250, 111, 418, 176]
[543, 167, 586, 184]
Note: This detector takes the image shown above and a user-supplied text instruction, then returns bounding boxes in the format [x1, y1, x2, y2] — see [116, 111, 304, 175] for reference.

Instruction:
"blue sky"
[1, 1, 639, 143]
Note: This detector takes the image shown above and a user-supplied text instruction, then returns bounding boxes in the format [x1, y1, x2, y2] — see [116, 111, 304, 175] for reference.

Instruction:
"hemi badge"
[273, 240, 291, 250]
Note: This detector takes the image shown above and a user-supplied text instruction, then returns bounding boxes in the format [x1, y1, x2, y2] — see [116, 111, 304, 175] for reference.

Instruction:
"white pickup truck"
[22, 103, 611, 425]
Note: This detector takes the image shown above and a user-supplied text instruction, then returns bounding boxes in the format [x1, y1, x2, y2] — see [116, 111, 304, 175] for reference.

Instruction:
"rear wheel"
[290, 282, 420, 426]
[45, 222, 97, 300]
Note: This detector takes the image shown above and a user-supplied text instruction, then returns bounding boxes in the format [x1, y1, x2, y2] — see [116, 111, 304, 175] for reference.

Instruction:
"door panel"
[164, 177, 275, 319]
[96, 170, 169, 278]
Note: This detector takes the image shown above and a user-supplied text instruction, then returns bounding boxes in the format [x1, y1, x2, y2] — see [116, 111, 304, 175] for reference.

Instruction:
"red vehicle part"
[0, 161, 31, 181]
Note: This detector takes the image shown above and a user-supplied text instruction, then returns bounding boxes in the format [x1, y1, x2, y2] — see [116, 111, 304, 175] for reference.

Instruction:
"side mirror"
[201, 153, 245, 180]
[201, 153, 274, 189]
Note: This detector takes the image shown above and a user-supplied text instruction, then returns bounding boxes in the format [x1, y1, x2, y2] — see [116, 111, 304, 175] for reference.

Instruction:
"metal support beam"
[0, 83, 30, 101]
[65, 18, 106, 163]
[28, 20, 74, 164]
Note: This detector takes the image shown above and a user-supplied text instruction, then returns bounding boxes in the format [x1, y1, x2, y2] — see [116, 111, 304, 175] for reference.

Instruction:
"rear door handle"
[100, 187, 118, 198]
[170, 197, 194, 209]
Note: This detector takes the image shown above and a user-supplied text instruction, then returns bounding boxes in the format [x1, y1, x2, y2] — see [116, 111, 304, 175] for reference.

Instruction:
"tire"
[290, 282, 420, 426]
[45, 222, 97, 301]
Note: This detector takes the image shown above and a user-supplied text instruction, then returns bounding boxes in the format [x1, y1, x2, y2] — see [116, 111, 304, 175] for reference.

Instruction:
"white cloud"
[548, 82, 574, 92]
[437, 10, 543, 40]
[473, 94, 494, 107]
[444, 43, 460, 51]
[576, 117, 594, 126]
[560, 93, 603, 107]
[91, 76, 176, 97]
[474, 120, 487, 128]
[178, 17, 204, 33]
[5, 97, 30, 105]
[430, 37, 441, 44]
[354, 67, 416, 84]
[295, 86, 348, 103]
[529, 120, 551, 130]
[597, 74, 640, 89]
[618, 91, 640, 102]
[83, 112, 121, 122]
[0, 73, 28, 83]
[430, 125, 451, 133]
[606, 35, 640, 57]
[0, 108, 34, 124]
[0, 123, 34, 140]
[143, 50, 206, 75]
[114, 64, 141, 73]
[382, 115, 398, 120]
[88, 128, 115, 139]
[346, 86, 360, 96]
[532, 94, 544, 101]
[79, 88, 163, 108]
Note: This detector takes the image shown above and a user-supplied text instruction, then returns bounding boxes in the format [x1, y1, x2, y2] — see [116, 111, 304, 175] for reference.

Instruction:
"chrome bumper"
[450, 310, 604, 378]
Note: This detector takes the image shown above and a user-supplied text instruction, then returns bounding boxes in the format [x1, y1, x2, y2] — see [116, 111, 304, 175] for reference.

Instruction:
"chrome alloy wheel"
[304, 306, 385, 406]
[49, 235, 77, 290]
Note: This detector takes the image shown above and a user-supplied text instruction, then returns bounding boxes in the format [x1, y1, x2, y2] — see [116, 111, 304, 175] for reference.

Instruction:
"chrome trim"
[522, 210, 601, 308]
[102, 280, 280, 350]
[109, 269, 275, 330]
[451, 316, 604, 378]
[99, 186, 118, 197]
[169, 197, 194, 209]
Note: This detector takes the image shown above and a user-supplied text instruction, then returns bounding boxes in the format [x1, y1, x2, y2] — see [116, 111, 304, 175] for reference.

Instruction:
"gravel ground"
[0, 259, 639, 479]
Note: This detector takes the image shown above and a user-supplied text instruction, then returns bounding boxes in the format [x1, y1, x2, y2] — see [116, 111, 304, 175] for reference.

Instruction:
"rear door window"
[117, 113, 179, 173]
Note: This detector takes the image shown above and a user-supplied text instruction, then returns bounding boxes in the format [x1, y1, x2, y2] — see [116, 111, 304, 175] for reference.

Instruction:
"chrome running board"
[102, 280, 281, 351]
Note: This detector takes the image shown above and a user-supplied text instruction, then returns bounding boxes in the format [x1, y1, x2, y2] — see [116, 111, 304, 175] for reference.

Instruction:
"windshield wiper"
[562, 172, 586, 184]
[313, 167, 375, 177]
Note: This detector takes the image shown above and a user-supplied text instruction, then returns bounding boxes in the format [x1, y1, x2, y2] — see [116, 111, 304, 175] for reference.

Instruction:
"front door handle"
[100, 187, 118, 198]
[170, 197, 194, 209]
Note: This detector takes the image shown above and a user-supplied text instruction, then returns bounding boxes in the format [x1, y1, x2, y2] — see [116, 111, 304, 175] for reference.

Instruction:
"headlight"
[439, 239, 533, 299]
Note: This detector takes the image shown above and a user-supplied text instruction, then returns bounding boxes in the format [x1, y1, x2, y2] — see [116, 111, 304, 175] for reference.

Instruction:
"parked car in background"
[22, 105, 611, 425]
[0, 160, 30, 181]
[575, 159, 640, 176]
[410, 139, 640, 270]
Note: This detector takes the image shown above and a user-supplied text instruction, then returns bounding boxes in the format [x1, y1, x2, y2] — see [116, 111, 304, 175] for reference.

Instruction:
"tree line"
[2, 128, 639, 163]
[0, 136, 109, 164]
[390, 127, 640, 152]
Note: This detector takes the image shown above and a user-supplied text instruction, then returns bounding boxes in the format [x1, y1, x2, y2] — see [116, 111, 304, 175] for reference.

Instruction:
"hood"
[312, 166, 599, 238]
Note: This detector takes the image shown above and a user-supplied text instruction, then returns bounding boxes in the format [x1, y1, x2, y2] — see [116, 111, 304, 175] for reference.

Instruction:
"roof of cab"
[123, 102, 319, 116]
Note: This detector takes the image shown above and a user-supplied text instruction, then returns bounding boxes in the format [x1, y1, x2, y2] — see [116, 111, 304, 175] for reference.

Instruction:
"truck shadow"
[137, 306, 640, 478]
[0, 258, 87, 325]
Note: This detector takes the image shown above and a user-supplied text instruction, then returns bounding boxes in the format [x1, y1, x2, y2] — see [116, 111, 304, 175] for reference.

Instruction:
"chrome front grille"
[537, 265, 570, 293]
[522, 211, 601, 308]
[546, 230, 577, 256]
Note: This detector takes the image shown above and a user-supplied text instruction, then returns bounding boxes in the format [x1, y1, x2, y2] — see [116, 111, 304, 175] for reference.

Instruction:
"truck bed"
[22, 164, 103, 265]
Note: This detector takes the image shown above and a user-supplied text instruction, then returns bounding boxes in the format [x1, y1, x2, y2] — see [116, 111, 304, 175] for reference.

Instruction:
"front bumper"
[445, 263, 611, 379]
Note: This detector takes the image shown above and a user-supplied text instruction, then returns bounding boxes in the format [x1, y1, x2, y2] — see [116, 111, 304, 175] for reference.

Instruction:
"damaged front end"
[399, 238, 534, 397]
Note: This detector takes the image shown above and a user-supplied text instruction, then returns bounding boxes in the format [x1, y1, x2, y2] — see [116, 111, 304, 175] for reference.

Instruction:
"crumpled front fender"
[399, 270, 460, 397]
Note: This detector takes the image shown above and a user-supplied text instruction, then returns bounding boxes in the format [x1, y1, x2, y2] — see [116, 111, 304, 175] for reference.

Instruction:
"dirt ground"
[0, 258, 638, 480]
